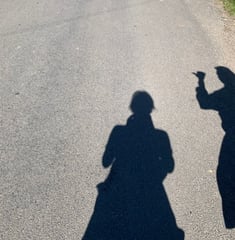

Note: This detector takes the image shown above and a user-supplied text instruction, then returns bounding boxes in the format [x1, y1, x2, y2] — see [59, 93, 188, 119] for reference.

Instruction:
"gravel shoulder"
[218, 2, 235, 68]
[183, 0, 235, 70]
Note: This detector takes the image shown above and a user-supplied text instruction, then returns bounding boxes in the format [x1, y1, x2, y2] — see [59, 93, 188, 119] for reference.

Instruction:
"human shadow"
[82, 91, 184, 239]
[194, 67, 235, 229]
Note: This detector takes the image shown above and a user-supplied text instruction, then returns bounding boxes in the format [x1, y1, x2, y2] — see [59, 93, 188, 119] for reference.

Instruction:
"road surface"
[0, 0, 234, 239]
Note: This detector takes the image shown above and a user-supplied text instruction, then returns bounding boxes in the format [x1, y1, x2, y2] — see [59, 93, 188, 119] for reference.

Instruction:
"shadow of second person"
[194, 67, 235, 229]
[82, 91, 184, 240]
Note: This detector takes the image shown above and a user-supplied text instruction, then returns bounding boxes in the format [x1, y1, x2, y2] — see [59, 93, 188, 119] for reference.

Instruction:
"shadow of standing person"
[82, 91, 184, 240]
[194, 67, 235, 229]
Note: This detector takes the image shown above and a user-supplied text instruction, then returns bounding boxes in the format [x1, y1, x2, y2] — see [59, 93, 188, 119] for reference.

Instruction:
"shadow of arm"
[102, 127, 117, 168]
[196, 83, 212, 109]
[194, 72, 218, 110]
[196, 86, 219, 110]
[159, 131, 174, 173]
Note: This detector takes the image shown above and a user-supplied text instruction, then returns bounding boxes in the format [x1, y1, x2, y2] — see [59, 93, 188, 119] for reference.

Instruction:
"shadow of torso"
[83, 115, 184, 240]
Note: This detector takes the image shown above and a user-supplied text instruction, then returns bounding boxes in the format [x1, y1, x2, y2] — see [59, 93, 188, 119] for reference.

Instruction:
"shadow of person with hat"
[82, 91, 184, 239]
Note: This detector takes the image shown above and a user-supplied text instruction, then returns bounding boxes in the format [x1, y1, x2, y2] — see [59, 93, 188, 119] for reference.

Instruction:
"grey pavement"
[0, 0, 234, 239]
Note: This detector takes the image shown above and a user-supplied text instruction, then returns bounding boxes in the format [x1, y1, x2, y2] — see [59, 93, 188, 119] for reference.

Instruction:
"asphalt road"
[0, 0, 234, 239]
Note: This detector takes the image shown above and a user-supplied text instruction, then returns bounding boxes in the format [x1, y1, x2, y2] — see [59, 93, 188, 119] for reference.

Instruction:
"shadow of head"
[215, 66, 235, 87]
[130, 91, 155, 115]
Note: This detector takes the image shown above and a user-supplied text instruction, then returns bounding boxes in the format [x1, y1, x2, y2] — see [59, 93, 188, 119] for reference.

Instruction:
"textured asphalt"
[0, 0, 234, 239]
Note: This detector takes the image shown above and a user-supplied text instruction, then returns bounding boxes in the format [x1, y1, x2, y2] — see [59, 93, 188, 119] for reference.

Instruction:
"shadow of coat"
[83, 105, 184, 239]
